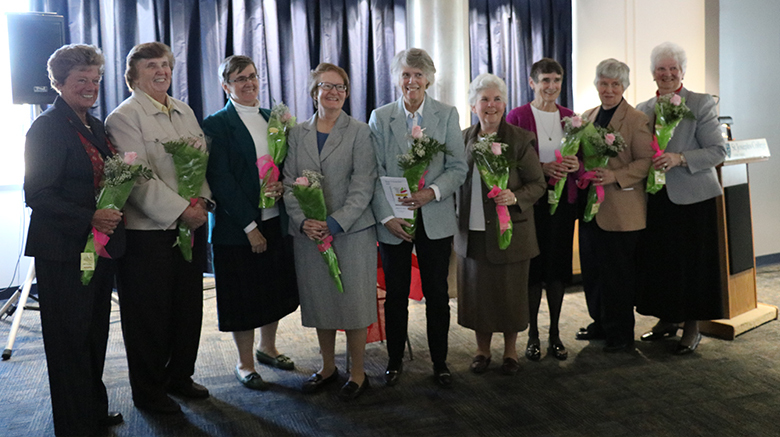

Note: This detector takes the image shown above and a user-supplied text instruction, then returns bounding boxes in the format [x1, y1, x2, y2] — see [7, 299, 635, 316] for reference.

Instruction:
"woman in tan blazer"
[455, 73, 546, 375]
[578, 59, 654, 352]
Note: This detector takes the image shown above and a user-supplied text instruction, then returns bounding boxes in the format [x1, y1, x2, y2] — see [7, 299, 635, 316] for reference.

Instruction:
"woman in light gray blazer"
[282, 63, 377, 401]
[635, 42, 727, 355]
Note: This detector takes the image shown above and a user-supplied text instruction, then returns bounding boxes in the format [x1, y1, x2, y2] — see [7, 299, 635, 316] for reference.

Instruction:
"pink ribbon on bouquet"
[189, 198, 198, 247]
[418, 169, 429, 191]
[486, 185, 511, 233]
[317, 235, 333, 252]
[548, 150, 564, 186]
[650, 135, 663, 158]
[92, 228, 111, 258]
[256, 154, 280, 183]
[576, 171, 605, 204]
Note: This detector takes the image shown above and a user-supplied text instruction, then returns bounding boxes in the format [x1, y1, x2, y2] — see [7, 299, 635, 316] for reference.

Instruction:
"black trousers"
[580, 221, 640, 344]
[379, 210, 452, 368]
[117, 228, 206, 404]
[36, 257, 114, 437]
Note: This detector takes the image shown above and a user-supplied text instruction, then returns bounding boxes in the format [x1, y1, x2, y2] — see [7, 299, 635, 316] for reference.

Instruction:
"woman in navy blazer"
[24, 44, 124, 436]
[202, 56, 299, 390]
[635, 42, 727, 355]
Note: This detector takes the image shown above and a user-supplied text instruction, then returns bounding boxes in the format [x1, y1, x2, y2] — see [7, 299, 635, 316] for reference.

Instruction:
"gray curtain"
[468, 0, 572, 112]
[30, 0, 406, 123]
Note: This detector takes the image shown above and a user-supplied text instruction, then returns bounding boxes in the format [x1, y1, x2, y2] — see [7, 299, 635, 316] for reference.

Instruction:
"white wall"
[719, 0, 780, 257]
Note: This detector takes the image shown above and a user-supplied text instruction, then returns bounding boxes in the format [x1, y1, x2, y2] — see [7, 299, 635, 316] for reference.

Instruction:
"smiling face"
[58, 65, 101, 116]
[398, 66, 429, 111]
[529, 72, 562, 106]
[316, 70, 348, 112]
[597, 76, 625, 110]
[471, 87, 506, 132]
[223, 64, 259, 106]
[134, 56, 172, 103]
[653, 57, 683, 95]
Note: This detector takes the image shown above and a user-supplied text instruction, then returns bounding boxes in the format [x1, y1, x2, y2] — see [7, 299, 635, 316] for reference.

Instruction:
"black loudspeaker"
[7, 12, 65, 105]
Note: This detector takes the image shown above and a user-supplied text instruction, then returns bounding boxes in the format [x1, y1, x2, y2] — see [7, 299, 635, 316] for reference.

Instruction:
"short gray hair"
[593, 58, 630, 89]
[468, 73, 508, 106]
[650, 42, 687, 74]
[391, 48, 436, 87]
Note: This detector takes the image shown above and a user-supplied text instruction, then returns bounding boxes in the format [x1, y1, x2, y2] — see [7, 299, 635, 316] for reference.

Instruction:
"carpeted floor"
[2, 265, 780, 437]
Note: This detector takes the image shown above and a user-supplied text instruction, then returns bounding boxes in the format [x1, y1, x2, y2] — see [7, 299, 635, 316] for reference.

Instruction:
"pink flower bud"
[491, 142, 503, 155]
[123, 152, 137, 165]
[605, 133, 615, 145]
[294, 177, 309, 186]
[411, 125, 423, 139]
[670, 94, 682, 106]
[280, 112, 292, 123]
[571, 116, 583, 128]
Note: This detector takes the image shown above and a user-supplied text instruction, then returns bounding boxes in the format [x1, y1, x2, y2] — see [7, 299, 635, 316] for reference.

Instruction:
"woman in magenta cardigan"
[506, 58, 578, 362]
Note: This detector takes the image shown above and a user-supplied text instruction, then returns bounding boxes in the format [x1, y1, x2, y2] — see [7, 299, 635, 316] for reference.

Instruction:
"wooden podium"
[700, 138, 776, 339]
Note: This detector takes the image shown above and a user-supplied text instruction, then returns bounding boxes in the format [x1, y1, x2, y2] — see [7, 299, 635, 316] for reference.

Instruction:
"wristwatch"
[679, 153, 688, 167]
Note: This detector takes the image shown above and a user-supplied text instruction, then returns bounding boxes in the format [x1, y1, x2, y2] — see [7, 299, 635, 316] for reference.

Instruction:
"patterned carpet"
[2, 265, 780, 436]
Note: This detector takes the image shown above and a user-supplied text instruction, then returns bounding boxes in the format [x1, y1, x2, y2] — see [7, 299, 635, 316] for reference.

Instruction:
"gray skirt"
[294, 226, 377, 330]
[457, 230, 530, 333]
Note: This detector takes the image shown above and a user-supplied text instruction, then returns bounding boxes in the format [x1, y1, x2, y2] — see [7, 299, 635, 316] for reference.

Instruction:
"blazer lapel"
[421, 94, 441, 141]
[225, 101, 259, 168]
[301, 114, 321, 171]
[390, 98, 409, 156]
[608, 100, 629, 132]
[319, 111, 348, 162]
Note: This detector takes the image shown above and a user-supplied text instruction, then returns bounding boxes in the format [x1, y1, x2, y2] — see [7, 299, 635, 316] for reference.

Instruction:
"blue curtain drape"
[468, 0, 572, 113]
[30, 0, 406, 123]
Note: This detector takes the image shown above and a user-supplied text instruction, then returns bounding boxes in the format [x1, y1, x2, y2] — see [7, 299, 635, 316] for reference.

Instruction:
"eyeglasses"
[318, 82, 348, 92]
[228, 73, 259, 84]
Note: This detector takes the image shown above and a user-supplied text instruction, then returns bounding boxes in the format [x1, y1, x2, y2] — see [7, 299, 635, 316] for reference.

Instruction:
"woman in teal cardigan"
[203, 55, 299, 390]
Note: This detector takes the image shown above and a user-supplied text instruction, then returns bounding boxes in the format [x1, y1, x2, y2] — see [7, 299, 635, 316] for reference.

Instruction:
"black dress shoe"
[433, 366, 453, 387]
[673, 333, 702, 355]
[525, 339, 541, 361]
[500, 357, 520, 375]
[168, 380, 210, 399]
[470, 355, 491, 373]
[640, 326, 679, 341]
[548, 342, 568, 360]
[603, 341, 635, 353]
[100, 411, 124, 427]
[134, 395, 181, 414]
[302, 368, 339, 393]
[384, 363, 403, 387]
[338, 377, 370, 401]
[576, 324, 605, 340]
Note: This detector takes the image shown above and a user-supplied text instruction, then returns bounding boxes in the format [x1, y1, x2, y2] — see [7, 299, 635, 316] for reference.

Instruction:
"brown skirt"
[457, 230, 530, 333]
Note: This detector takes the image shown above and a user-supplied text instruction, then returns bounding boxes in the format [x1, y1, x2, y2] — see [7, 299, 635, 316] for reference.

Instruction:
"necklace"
[536, 109, 556, 141]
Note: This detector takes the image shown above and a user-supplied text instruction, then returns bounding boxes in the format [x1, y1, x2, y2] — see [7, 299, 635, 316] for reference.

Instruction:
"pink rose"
[123, 152, 137, 165]
[670, 94, 682, 106]
[491, 142, 503, 155]
[605, 133, 615, 145]
[280, 112, 292, 123]
[571, 116, 583, 128]
[411, 125, 423, 139]
[294, 177, 309, 186]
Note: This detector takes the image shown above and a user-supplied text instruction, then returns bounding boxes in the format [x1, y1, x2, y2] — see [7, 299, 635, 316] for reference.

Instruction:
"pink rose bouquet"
[259, 102, 297, 208]
[577, 126, 626, 222]
[549, 115, 597, 215]
[646, 93, 696, 194]
[81, 152, 153, 285]
[472, 133, 513, 250]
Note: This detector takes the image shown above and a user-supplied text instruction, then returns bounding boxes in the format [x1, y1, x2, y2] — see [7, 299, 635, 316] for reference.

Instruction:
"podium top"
[724, 139, 770, 165]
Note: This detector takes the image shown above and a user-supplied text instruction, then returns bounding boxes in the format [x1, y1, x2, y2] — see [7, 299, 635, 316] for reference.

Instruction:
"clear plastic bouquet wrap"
[646, 93, 695, 194]
[292, 170, 344, 293]
[472, 133, 513, 250]
[163, 136, 209, 262]
[258, 102, 296, 208]
[577, 127, 626, 222]
[397, 125, 450, 237]
[81, 152, 153, 285]
[549, 115, 597, 215]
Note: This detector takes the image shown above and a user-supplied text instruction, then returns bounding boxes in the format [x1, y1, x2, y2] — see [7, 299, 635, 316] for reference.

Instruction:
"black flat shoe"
[575, 324, 605, 340]
[168, 380, 209, 399]
[640, 326, 679, 342]
[673, 333, 702, 355]
[525, 339, 541, 361]
[434, 365, 453, 388]
[548, 342, 568, 360]
[501, 357, 520, 375]
[100, 411, 124, 427]
[338, 377, 370, 401]
[384, 363, 403, 387]
[470, 355, 491, 373]
[302, 368, 339, 393]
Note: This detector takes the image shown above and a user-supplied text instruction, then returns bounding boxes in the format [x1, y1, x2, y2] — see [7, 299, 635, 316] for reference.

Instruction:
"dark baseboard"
[757, 253, 780, 268]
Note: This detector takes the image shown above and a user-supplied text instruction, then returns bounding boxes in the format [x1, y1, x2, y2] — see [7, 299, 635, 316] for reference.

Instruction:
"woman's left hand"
[302, 218, 330, 241]
[400, 187, 435, 210]
[264, 181, 284, 199]
[652, 152, 683, 171]
[492, 189, 516, 206]
[592, 168, 616, 186]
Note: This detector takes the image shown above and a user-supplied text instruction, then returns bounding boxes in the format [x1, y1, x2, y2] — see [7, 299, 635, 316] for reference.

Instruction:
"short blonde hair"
[47, 44, 104, 92]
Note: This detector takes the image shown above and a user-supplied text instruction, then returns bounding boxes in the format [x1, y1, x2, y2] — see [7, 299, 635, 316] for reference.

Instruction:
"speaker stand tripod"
[1, 260, 37, 360]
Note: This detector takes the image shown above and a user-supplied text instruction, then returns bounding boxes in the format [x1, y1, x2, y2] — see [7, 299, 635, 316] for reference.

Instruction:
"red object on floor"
[367, 247, 424, 344]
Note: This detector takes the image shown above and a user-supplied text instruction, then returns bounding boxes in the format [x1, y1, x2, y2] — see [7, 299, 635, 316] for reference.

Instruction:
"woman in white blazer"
[635, 42, 727, 355]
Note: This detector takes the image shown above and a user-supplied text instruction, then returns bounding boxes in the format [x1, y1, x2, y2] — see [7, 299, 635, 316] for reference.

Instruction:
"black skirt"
[212, 218, 299, 331]
[635, 188, 723, 322]
[529, 198, 577, 285]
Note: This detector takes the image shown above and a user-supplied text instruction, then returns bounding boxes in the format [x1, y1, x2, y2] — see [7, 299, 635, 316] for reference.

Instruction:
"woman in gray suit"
[455, 73, 546, 375]
[282, 63, 377, 401]
[636, 42, 727, 354]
